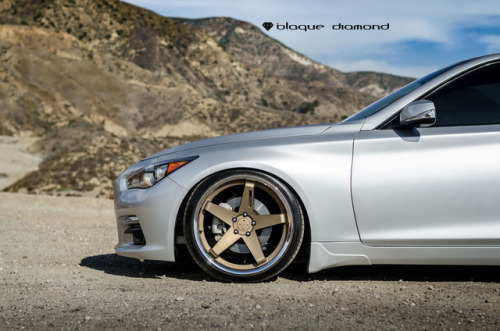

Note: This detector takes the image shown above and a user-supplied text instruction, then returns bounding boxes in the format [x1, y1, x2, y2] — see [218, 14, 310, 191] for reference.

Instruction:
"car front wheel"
[184, 170, 304, 282]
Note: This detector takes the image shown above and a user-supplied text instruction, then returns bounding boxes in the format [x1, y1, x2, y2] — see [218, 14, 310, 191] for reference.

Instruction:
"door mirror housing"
[396, 100, 436, 128]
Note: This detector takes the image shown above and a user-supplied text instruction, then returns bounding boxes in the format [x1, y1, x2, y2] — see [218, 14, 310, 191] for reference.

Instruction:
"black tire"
[184, 170, 304, 282]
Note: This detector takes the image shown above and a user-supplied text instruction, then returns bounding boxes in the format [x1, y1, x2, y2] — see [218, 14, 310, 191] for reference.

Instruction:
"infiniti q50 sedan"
[114, 54, 500, 282]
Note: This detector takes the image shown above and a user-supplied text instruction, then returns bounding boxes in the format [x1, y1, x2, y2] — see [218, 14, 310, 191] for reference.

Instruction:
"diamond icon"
[262, 22, 274, 31]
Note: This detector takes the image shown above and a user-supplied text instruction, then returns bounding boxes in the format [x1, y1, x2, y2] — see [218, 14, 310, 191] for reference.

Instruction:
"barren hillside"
[0, 0, 413, 197]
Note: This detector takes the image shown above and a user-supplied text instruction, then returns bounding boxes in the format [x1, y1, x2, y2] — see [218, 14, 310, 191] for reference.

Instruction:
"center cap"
[235, 215, 254, 233]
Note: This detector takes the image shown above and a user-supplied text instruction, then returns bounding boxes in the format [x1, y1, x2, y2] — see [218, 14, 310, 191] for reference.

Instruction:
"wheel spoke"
[239, 181, 255, 215]
[209, 231, 239, 258]
[253, 213, 286, 230]
[243, 232, 267, 265]
[204, 201, 237, 226]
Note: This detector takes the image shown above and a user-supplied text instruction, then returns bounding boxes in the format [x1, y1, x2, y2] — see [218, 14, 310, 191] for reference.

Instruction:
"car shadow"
[281, 263, 500, 283]
[81, 253, 500, 283]
[80, 254, 208, 281]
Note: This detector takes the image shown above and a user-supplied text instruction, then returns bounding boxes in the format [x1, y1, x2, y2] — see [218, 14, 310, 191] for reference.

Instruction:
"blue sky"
[122, 0, 500, 78]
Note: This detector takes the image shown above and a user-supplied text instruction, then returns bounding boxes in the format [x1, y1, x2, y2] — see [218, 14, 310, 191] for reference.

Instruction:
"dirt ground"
[1, 191, 500, 330]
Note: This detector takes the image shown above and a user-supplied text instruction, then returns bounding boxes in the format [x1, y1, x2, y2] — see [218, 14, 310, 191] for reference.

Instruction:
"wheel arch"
[174, 167, 312, 263]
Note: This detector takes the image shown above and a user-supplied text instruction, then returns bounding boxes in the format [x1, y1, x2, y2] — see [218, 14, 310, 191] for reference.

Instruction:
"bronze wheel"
[184, 170, 304, 282]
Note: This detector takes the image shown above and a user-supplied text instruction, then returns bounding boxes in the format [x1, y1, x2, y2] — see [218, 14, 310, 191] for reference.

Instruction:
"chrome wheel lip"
[192, 174, 295, 277]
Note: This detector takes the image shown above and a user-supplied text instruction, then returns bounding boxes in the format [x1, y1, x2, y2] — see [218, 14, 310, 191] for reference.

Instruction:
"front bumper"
[114, 175, 188, 262]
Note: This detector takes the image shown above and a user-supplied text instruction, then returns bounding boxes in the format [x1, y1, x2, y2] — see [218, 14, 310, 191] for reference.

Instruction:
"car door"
[351, 62, 500, 247]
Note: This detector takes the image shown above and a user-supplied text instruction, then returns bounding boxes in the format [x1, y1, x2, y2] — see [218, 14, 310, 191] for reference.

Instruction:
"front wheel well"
[174, 168, 311, 266]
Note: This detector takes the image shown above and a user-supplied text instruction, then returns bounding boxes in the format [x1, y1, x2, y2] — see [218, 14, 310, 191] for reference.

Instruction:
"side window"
[427, 64, 500, 126]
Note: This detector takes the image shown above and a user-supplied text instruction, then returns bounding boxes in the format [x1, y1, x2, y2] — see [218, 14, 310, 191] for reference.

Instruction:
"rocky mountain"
[0, 0, 413, 198]
[181, 17, 410, 100]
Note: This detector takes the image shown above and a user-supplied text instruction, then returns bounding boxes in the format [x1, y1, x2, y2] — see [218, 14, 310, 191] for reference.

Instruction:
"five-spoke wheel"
[184, 170, 304, 282]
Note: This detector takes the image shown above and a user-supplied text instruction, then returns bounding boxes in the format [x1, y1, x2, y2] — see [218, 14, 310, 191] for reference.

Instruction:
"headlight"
[126, 156, 198, 189]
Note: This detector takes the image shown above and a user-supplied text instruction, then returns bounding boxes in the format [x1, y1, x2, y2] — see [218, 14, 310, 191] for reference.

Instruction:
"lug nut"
[243, 212, 248, 217]
[251, 221, 256, 226]
[246, 232, 251, 236]
[234, 229, 239, 234]
[232, 217, 237, 222]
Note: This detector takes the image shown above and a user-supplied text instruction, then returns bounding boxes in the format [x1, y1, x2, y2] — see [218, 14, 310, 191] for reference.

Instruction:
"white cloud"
[479, 35, 500, 54]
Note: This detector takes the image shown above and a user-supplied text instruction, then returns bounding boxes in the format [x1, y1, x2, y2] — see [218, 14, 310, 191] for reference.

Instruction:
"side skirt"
[308, 242, 500, 273]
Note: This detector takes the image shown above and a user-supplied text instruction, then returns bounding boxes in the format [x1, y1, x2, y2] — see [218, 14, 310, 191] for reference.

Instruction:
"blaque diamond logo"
[262, 21, 389, 32]
[262, 22, 274, 31]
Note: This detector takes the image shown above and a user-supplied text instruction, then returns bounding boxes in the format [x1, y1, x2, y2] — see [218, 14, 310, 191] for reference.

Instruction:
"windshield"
[343, 61, 467, 122]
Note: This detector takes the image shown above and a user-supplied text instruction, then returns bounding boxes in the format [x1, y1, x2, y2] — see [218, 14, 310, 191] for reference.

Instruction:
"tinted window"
[427, 64, 500, 126]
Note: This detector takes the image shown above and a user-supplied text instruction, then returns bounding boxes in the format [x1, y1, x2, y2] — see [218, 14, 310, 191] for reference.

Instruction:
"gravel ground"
[1, 192, 500, 330]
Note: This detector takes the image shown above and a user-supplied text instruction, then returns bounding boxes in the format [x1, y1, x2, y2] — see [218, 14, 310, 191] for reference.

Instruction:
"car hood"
[145, 123, 334, 160]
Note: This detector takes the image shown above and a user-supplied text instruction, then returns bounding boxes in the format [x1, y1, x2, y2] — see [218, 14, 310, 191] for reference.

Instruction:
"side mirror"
[396, 100, 436, 128]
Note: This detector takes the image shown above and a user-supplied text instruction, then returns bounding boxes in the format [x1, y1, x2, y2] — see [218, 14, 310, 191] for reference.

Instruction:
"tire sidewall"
[183, 169, 304, 282]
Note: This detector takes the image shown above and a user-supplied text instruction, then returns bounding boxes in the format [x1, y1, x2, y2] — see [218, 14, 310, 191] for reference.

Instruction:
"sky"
[122, 0, 500, 78]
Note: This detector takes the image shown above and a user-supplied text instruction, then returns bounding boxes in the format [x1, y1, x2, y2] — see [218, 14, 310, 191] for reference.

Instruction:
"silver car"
[114, 54, 500, 282]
